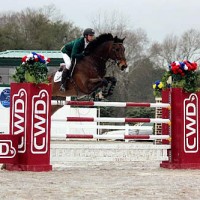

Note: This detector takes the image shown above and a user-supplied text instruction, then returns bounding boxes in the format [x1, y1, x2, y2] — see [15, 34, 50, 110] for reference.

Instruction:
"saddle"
[54, 60, 76, 83]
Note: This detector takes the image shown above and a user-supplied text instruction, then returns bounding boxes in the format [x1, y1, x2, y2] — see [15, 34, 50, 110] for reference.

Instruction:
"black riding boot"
[60, 69, 71, 92]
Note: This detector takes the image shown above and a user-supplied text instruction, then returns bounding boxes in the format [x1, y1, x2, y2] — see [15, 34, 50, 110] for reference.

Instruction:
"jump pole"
[66, 134, 170, 140]
[51, 100, 170, 108]
[54, 117, 170, 124]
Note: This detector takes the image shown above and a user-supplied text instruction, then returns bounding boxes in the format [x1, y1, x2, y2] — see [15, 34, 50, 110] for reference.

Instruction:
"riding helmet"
[83, 28, 95, 36]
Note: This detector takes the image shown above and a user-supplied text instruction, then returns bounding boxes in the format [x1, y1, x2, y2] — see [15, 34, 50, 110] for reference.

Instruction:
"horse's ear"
[114, 36, 120, 43]
[114, 36, 126, 43]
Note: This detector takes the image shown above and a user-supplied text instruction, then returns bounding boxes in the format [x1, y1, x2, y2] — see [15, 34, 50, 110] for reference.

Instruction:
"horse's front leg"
[107, 77, 117, 95]
[102, 77, 117, 97]
[87, 78, 108, 93]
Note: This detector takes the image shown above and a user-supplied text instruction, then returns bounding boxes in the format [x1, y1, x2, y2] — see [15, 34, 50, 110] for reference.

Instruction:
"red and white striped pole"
[66, 134, 170, 140]
[54, 117, 170, 124]
[51, 100, 170, 109]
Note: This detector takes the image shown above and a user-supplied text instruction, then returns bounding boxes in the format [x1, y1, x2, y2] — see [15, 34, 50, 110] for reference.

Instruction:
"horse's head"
[84, 33, 127, 71]
[109, 36, 127, 71]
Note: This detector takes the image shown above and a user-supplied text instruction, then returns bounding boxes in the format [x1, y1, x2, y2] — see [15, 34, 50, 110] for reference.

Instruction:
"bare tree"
[125, 29, 149, 71]
[179, 29, 200, 61]
[149, 29, 200, 69]
[91, 10, 129, 37]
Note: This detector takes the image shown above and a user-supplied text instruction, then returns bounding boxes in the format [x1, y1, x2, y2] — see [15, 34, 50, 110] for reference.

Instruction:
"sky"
[1, 0, 200, 42]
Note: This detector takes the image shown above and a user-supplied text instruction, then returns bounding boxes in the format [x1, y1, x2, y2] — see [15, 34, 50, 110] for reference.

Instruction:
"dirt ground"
[1, 162, 200, 200]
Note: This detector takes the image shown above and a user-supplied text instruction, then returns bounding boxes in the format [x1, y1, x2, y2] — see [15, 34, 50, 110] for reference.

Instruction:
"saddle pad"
[54, 71, 62, 82]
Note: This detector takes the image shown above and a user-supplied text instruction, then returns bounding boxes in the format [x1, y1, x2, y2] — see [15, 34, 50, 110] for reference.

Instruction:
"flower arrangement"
[153, 80, 164, 97]
[161, 60, 199, 93]
[13, 52, 50, 84]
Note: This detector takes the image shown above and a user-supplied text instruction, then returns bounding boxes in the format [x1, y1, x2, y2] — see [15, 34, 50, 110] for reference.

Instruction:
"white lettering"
[31, 92, 48, 153]
[0, 143, 9, 155]
[35, 100, 46, 114]
[14, 99, 24, 113]
[186, 103, 196, 116]
[33, 114, 46, 150]
[186, 116, 196, 137]
[184, 95, 198, 153]
[14, 113, 24, 135]
[186, 115, 197, 150]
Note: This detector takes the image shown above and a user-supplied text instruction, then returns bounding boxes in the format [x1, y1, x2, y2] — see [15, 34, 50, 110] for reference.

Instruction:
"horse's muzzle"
[121, 65, 127, 71]
[118, 60, 127, 71]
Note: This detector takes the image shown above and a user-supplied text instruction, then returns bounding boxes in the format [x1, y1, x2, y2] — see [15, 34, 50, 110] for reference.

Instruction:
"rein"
[91, 54, 108, 63]
[90, 42, 123, 64]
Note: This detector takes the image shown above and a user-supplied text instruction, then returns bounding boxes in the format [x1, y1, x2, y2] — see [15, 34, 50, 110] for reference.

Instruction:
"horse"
[49, 33, 127, 115]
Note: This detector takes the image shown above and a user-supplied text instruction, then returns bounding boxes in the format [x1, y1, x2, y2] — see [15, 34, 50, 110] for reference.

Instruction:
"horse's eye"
[115, 48, 120, 52]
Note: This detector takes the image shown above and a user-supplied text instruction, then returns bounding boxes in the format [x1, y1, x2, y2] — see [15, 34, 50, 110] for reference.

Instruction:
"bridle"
[90, 42, 125, 63]
[91, 54, 108, 63]
[110, 42, 126, 65]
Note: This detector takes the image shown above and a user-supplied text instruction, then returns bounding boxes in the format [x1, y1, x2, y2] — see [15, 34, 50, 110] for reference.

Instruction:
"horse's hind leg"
[51, 104, 64, 116]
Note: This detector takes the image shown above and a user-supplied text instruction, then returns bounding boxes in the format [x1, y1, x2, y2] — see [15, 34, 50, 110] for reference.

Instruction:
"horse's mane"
[85, 33, 114, 54]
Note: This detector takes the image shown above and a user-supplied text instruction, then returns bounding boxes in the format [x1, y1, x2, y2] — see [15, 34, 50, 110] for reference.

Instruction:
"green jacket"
[61, 37, 85, 60]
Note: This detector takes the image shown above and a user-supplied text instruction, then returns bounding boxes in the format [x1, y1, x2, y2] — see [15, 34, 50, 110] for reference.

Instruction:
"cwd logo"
[0, 140, 16, 158]
[11, 89, 27, 153]
[184, 94, 198, 153]
[31, 90, 49, 154]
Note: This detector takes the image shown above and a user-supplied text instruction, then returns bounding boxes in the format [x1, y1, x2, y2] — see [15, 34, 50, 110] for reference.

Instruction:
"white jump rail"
[53, 117, 170, 124]
[63, 124, 153, 130]
[51, 100, 170, 109]
[65, 134, 170, 140]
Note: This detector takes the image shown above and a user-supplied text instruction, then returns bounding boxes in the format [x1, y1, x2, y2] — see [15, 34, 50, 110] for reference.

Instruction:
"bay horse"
[49, 33, 127, 115]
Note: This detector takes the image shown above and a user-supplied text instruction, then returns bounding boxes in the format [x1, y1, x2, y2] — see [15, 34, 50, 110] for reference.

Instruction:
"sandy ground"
[1, 162, 200, 200]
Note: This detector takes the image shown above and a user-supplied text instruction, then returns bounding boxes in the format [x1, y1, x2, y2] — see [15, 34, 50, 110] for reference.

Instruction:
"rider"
[60, 28, 95, 92]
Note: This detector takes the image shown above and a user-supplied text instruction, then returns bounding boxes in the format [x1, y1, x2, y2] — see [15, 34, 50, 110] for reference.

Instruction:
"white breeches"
[62, 53, 71, 69]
